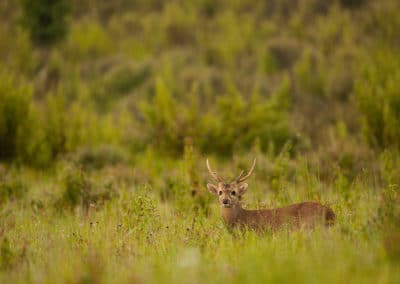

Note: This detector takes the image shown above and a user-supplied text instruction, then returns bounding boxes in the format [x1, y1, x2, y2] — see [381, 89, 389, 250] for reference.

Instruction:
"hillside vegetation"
[0, 0, 399, 283]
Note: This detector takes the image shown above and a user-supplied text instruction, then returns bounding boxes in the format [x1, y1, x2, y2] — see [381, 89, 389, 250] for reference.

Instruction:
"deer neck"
[220, 204, 243, 226]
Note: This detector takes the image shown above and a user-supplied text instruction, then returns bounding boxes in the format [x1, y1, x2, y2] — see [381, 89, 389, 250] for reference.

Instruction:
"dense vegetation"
[0, 0, 399, 283]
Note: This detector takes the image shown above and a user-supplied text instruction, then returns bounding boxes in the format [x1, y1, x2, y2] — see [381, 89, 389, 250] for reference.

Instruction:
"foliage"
[55, 166, 117, 212]
[19, 0, 71, 46]
[140, 76, 295, 156]
[0, 72, 33, 161]
[355, 50, 400, 149]
[71, 145, 128, 170]
[0, 173, 28, 204]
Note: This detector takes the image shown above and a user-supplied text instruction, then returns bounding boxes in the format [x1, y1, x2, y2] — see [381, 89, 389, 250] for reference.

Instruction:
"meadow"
[1, 0, 400, 283]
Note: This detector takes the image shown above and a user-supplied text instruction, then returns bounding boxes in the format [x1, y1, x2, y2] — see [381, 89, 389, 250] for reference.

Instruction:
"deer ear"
[238, 183, 248, 195]
[207, 183, 218, 194]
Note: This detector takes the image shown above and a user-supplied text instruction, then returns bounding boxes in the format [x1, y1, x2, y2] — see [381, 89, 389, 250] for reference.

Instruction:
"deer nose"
[222, 199, 229, 205]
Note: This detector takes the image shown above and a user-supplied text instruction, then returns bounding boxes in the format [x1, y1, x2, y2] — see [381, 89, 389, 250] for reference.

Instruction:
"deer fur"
[206, 159, 335, 231]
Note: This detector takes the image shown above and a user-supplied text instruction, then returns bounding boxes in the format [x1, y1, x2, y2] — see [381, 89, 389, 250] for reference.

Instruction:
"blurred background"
[1, 0, 399, 169]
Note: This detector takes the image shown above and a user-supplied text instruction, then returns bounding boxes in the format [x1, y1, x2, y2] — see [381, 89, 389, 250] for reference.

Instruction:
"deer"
[206, 158, 335, 232]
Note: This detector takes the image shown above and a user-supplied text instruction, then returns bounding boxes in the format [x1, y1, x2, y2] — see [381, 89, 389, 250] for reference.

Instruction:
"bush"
[355, 50, 400, 149]
[0, 238, 15, 270]
[21, 92, 95, 167]
[0, 175, 28, 204]
[264, 38, 301, 74]
[139, 76, 296, 156]
[92, 60, 152, 110]
[20, 0, 71, 46]
[202, 77, 296, 156]
[293, 49, 325, 97]
[56, 166, 117, 212]
[71, 145, 128, 170]
[123, 193, 161, 239]
[163, 3, 198, 46]
[0, 72, 33, 161]
[65, 20, 112, 60]
[340, 0, 368, 9]
[139, 76, 202, 155]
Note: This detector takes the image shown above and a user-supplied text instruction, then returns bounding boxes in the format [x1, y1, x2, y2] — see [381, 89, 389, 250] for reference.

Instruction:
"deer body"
[206, 159, 335, 232]
[220, 201, 335, 231]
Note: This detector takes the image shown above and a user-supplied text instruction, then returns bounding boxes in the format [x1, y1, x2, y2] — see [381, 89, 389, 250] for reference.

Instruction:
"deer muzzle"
[222, 199, 231, 208]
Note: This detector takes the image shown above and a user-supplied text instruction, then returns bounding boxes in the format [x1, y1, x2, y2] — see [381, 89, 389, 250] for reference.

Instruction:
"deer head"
[206, 158, 256, 208]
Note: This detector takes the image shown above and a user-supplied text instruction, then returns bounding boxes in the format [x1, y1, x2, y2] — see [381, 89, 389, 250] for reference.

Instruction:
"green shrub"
[19, 0, 71, 46]
[293, 49, 325, 97]
[140, 76, 202, 155]
[0, 72, 34, 161]
[0, 175, 28, 204]
[92, 61, 152, 110]
[355, 50, 400, 149]
[163, 2, 197, 46]
[56, 166, 117, 212]
[325, 61, 354, 101]
[264, 38, 301, 74]
[21, 92, 95, 167]
[40, 93, 68, 160]
[339, 0, 368, 9]
[140, 76, 296, 157]
[122, 192, 161, 239]
[104, 63, 151, 96]
[0, 238, 15, 270]
[65, 20, 112, 60]
[182, 141, 212, 214]
[202, 77, 296, 156]
[71, 145, 128, 170]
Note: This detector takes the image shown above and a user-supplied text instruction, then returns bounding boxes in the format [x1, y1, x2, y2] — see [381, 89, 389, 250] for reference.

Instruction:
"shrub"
[362, 1, 400, 47]
[0, 235, 27, 271]
[0, 175, 28, 204]
[0, 72, 34, 162]
[56, 166, 117, 212]
[325, 62, 354, 101]
[65, 20, 112, 60]
[202, 77, 296, 156]
[39, 93, 68, 161]
[92, 61, 152, 110]
[139, 76, 202, 155]
[71, 145, 128, 170]
[163, 2, 198, 46]
[122, 192, 161, 239]
[140, 76, 296, 157]
[182, 141, 212, 214]
[293, 49, 325, 97]
[339, 0, 368, 9]
[355, 50, 400, 149]
[0, 238, 15, 270]
[19, 0, 71, 46]
[104, 63, 151, 96]
[264, 38, 301, 74]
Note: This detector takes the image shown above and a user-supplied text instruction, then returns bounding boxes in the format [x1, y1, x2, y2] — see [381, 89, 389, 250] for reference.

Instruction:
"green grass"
[0, 155, 399, 284]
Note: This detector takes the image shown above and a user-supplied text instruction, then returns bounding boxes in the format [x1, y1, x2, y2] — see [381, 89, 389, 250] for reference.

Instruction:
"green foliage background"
[0, 0, 399, 283]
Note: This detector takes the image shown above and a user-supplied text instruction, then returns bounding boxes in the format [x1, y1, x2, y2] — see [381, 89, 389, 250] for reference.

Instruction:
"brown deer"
[206, 159, 335, 232]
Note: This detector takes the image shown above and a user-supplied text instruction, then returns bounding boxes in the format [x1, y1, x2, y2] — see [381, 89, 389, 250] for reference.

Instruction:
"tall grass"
[0, 154, 399, 283]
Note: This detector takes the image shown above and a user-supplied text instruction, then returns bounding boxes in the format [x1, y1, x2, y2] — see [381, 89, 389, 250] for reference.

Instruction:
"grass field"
[1, 152, 399, 283]
[1, 0, 400, 283]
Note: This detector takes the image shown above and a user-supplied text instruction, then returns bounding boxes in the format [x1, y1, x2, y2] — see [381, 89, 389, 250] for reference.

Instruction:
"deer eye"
[231, 191, 236, 196]
[218, 191, 223, 195]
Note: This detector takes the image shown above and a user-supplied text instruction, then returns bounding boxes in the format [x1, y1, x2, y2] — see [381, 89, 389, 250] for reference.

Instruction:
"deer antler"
[235, 158, 257, 183]
[235, 170, 245, 182]
[206, 159, 224, 182]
